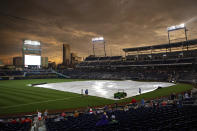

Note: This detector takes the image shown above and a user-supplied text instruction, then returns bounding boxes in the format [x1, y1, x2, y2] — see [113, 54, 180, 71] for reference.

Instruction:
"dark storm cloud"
[0, 0, 197, 64]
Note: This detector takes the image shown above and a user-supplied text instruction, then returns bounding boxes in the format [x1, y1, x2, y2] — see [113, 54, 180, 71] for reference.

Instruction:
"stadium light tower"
[167, 23, 188, 52]
[91, 37, 106, 56]
[167, 23, 188, 44]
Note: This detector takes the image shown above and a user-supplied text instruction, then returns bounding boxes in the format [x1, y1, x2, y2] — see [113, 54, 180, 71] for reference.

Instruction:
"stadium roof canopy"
[123, 39, 197, 52]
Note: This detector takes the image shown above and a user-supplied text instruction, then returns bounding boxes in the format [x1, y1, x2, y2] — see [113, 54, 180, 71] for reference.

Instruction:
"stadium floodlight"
[24, 40, 40, 46]
[167, 23, 185, 31]
[167, 23, 188, 45]
[92, 37, 104, 43]
[91, 37, 106, 56]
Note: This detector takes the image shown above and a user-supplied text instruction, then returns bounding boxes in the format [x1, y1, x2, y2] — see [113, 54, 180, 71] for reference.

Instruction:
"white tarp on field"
[35, 80, 175, 100]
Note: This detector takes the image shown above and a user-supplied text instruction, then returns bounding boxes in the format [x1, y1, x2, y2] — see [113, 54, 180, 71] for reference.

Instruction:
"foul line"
[0, 96, 82, 109]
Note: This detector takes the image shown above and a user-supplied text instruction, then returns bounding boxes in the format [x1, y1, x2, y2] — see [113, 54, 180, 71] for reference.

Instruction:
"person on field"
[139, 88, 141, 95]
[85, 89, 88, 95]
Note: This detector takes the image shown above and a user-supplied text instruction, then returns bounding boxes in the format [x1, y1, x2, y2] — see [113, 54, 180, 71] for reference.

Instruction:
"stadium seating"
[25, 70, 59, 79]
[0, 122, 31, 131]
[45, 105, 197, 130]
[85, 56, 122, 62]
[78, 57, 196, 68]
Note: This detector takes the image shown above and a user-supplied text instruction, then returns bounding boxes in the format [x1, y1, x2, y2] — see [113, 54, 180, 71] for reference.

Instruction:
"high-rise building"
[63, 44, 70, 65]
[70, 53, 83, 65]
[0, 60, 4, 67]
[13, 57, 23, 67]
[41, 57, 48, 68]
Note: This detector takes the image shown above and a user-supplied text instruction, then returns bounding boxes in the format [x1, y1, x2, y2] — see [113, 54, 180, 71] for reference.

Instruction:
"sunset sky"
[0, 0, 197, 65]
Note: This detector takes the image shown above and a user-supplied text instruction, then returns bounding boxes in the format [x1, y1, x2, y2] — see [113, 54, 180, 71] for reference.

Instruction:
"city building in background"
[13, 57, 23, 67]
[70, 53, 83, 65]
[48, 61, 56, 69]
[63, 44, 70, 66]
[41, 57, 48, 68]
[0, 60, 4, 67]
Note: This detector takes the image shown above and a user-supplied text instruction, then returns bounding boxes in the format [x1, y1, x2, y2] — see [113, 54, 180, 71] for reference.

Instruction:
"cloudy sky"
[0, 0, 197, 64]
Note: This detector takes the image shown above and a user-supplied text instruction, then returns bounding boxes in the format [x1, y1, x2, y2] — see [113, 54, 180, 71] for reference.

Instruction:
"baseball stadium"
[0, 1, 197, 131]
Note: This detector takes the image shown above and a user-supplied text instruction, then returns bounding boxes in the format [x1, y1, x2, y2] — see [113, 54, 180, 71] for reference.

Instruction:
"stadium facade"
[67, 39, 197, 83]
[1, 39, 197, 84]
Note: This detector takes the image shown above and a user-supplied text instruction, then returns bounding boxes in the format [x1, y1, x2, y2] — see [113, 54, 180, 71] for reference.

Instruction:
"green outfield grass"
[0, 79, 194, 116]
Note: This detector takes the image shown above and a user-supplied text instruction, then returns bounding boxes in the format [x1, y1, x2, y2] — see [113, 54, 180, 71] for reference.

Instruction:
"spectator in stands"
[96, 112, 109, 126]
[108, 105, 113, 113]
[21, 118, 26, 124]
[184, 92, 189, 99]
[19, 118, 22, 123]
[44, 109, 48, 119]
[74, 110, 79, 118]
[190, 91, 193, 98]
[85, 105, 90, 114]
[172, 100, 177, 107]
[89, 107, 93, 114]
[177, 100, 183, 108]
[96, 109, 101, 114]
[124, 105, 129, 112]
[149, 100, 153, 107]
[178, 93, 183, 101]
[37, 110, 42, 121]
[24, 117, 32, 123]
[32, 117, 38, 131]
[110, 114, 118, 124]
[141, 98, 145, 107]
[0, 119, 4, 123]
[11, 119, 17, 124]
[54, 115, 61, 122]
[131, 98, 137, 107]
[153, 100, 156, 109]
[170, 93, 176, 100]
[61, 112, 66, 118]
[114, 102, 118, 110]
[104, 105, 108, 112]
[161, 100, 167, 106]
[188, 91, 192, 98]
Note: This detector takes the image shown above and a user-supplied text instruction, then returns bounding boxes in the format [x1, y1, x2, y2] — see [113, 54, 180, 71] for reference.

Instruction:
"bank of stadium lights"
[167, 23, 185, 31]
[92, 37, 104, 43]
[91, 37, 106, 56]
[24, 40, 40, 46]
[167, 23, 188, 47]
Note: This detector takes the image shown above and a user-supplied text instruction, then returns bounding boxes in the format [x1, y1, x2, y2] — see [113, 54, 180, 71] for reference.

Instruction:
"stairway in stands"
[51, 69, 70, 78]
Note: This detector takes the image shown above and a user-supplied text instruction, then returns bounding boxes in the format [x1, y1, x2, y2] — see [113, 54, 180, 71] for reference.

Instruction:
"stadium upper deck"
[76, 39, 197, 69]
[123, 39, 197, 61]
[123, 39, 197, 53]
